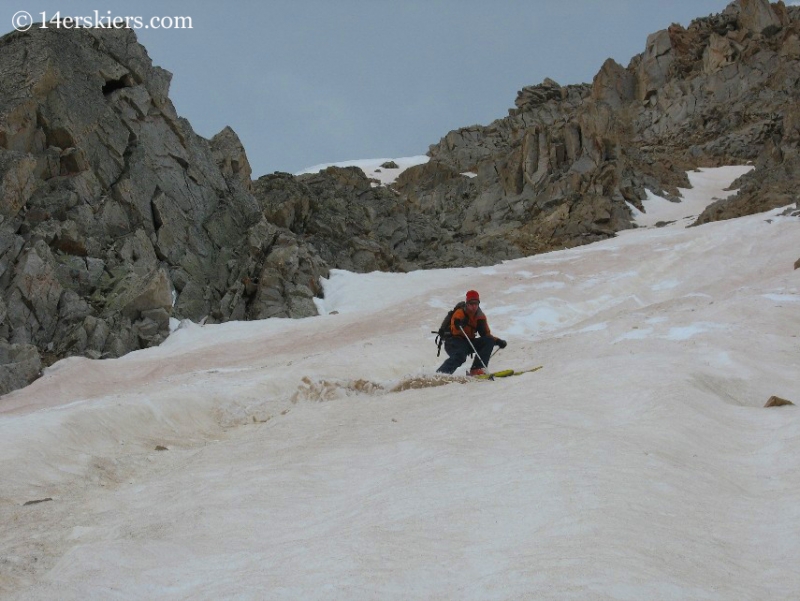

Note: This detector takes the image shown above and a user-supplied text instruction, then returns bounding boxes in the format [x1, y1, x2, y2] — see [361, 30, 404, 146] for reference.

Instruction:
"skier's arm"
[450, 309, 468, 337]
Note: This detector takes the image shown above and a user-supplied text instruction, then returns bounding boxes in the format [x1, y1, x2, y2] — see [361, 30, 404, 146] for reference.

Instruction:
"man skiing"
[436, 290, 507, 376]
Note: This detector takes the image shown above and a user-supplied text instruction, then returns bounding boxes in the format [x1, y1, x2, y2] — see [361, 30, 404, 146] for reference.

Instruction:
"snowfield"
[1, 167, 799, 600]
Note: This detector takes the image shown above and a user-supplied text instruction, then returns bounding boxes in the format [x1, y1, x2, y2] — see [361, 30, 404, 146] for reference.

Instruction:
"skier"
[436, 290, 507, 376]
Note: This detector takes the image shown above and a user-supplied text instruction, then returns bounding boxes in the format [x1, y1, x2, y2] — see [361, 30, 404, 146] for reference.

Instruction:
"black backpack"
[432, 301, 466, 356]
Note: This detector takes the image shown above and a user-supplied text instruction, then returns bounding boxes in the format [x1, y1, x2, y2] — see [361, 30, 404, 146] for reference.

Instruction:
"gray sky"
[6, 1, 728, 177]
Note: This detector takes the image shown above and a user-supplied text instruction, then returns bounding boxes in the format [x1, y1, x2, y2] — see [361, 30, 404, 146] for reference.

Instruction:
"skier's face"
[466, 300, 479, 314]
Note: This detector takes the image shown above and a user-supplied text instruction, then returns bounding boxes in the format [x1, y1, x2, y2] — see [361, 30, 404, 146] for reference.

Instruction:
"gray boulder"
[0, 342, 41, 396]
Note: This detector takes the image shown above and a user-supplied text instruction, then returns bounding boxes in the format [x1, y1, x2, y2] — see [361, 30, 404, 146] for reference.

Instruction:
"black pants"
[436, 336, 495, 374]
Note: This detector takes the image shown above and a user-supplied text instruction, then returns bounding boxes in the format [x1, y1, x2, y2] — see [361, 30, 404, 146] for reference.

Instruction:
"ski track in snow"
[1, 166, 799, 600]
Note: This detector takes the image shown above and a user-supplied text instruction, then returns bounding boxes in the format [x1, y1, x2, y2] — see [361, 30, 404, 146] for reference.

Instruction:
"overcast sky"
[6, 1, 730, 176]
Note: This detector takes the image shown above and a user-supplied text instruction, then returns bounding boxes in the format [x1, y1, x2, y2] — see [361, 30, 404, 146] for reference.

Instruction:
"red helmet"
[466, 290, 480, 303]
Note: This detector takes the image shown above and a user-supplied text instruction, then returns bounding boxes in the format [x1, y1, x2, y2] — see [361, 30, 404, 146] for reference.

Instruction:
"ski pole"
[459, 325, 492, 376]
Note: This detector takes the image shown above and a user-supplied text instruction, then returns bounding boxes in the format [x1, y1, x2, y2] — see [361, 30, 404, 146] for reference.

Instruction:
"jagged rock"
[514, 78, 566, 112]
[252, 173, 312, 231]
[637, 29, 676, 102]
[425, 77, 643, 256]
[135, 307, 171, 346]
[424, 0, 800, 242]
[765, 395, 794, 407]
[794, 258, 800, 269]
[0, 26, 331, 396]
[726, 0, 789, 33]
[592, 59, 636, 109]
[381, 161, 399, 169]
[106, 268, 173, 319]
[211, 126, 253, 191]
[6, 241, 63, 345]
[249, 236, 328, 319]
[0, 152, 37, 222]
[0, 341, 41, 396]
[287, 166, 404, 270]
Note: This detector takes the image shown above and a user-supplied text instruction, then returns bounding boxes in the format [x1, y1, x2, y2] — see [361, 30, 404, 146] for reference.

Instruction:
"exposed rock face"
[415, 77, 676, 257]
[634, 0, 800, 224]
[0, 26, 328, 394]
[404, 0, 800, 253]
[0, 342, 41, 396]
[251, 165, 511, 271]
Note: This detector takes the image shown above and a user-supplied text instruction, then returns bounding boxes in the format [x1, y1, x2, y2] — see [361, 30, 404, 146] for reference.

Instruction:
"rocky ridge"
[410, 0, 800, 253]
[1, 0, 799, 395]
[0, 26, 328, 393]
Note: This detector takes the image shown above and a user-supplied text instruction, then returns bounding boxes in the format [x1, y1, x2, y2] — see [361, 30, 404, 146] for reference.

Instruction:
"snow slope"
[1, 167, 799, 600]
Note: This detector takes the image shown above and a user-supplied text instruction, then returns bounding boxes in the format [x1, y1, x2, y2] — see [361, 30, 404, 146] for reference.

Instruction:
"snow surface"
[2, 167, 800, 600]
[628, 165, 753, 229]
[295, 155, 429, 185]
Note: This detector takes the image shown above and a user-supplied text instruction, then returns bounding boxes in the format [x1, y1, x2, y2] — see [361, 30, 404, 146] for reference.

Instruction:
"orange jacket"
[450, 306, 493, 340]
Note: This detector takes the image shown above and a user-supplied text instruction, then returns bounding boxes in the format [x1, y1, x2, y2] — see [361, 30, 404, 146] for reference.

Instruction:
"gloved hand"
[454, 318, 466, 329]
[496, 338, 507, 349]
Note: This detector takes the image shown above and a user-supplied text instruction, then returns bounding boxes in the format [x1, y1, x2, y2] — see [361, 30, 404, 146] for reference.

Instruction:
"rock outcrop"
[403, 0, 800, 256]
[256, 0, 800, 273]
[0, 26, 328, 394]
